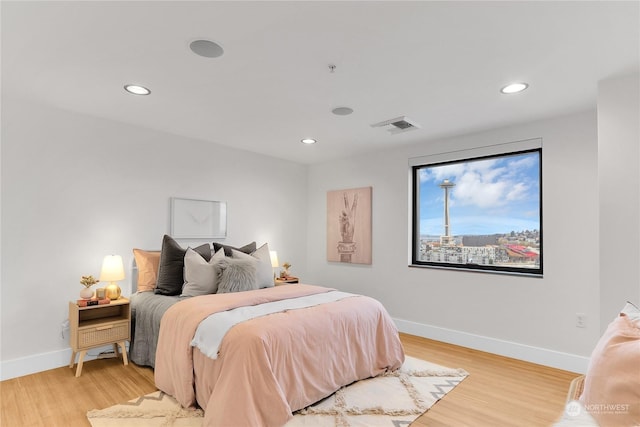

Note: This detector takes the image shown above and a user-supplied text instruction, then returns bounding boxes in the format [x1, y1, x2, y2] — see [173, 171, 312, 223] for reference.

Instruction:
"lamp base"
[105, 283, 121, 300]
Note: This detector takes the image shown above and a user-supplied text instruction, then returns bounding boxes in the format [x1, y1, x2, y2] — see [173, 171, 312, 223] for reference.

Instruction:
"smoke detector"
[370, 116, 420, 135]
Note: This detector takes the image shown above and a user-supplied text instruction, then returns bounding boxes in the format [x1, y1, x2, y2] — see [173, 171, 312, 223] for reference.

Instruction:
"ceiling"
[2, 1, 638, 165]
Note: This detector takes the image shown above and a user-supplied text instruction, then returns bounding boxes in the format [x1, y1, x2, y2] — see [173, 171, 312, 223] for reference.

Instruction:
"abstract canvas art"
[327, 187, 372, 264]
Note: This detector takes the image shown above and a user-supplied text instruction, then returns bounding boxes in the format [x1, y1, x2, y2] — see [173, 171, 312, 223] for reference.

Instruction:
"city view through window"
[413, 149, 542, 275]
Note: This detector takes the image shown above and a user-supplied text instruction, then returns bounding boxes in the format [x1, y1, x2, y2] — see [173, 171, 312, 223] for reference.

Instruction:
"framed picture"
[170, 197, 227, 239]
[327, 187, 372, 264]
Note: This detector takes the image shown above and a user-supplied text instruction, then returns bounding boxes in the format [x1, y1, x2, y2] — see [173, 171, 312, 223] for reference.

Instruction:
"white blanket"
[191, 290, 355, 359]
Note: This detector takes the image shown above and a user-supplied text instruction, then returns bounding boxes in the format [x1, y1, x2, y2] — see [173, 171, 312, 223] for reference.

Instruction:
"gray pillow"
[216, 257, 259, 294]
[212, 241, 256, 257]
[156, 235, 211, 296]
[182, 248, 225, 297]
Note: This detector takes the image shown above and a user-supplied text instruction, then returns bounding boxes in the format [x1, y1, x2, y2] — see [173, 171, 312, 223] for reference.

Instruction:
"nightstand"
[68, 298, 130, 377]
[275, 277, 299, 285]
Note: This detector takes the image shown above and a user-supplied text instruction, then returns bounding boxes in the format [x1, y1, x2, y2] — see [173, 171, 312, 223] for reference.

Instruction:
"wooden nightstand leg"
[118, 341, 128, 366]
[69, 351, 77, 369]
[75, 350, 87, 377]
[112, 343, 119, 357]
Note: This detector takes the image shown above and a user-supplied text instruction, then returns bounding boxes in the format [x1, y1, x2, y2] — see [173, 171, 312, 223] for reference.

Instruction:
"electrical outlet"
[576, 313, 587, 328]
[60, 319, 70, 339]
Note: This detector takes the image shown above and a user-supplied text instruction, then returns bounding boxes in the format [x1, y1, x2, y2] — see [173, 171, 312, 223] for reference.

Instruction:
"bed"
[128, 238, 405, 427]
[128, 291, 185, 368]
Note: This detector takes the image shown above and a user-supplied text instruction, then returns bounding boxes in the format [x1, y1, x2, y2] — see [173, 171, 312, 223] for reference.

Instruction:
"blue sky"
[418, 151, 540, 236]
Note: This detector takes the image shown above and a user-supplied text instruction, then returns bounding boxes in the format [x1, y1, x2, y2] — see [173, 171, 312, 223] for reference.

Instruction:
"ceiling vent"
[370, 116, 420, 135]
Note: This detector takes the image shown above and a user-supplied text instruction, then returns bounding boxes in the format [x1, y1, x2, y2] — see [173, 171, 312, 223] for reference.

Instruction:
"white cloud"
[424, 155, 536, 209]
[506, 182, 529, 201]
[425, 163, 466, 182]
[509, 156, 537, 171]
[454, 171, 509, 208]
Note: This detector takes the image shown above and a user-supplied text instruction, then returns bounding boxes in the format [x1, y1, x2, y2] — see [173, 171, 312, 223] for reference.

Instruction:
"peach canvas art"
[327, 187, 372, 264]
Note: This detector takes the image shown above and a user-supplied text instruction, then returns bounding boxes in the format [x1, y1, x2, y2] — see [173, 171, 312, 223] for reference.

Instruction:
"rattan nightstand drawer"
[78, 320, 129, 348]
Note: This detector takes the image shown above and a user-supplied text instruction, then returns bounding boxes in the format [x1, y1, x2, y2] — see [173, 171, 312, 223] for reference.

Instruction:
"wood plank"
[401, 333, 578, 426]
[1, 358, 155, 427]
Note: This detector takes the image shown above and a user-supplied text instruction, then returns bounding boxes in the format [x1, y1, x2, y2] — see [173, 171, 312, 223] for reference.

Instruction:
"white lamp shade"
[99, 255, 125, 282]
[270, 251, 279, 268]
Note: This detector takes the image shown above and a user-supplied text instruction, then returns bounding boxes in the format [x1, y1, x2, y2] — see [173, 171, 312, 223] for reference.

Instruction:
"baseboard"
[394, 317, 590, 374]
[1, 345, 118, 381]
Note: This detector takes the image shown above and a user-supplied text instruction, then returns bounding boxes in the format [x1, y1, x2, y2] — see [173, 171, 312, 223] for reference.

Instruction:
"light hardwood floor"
[1, 333, 578, 426]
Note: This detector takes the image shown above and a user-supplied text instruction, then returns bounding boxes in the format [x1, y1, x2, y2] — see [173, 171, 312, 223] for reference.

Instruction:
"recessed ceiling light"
[190, 39, 224, 58]
[501, 82, 529, 94]
[301, 138, 317, 145]
[332, 107, 354, 116]
[124, 84, 151, 95]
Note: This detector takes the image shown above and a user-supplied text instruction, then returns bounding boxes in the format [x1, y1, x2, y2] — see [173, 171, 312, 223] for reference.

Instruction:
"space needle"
[439, 179, 455, 246]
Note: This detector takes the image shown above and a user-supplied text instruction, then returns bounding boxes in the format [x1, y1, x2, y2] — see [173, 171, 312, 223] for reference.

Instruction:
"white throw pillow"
[182, 247, 225, 296]
[231, 242, 274, 288]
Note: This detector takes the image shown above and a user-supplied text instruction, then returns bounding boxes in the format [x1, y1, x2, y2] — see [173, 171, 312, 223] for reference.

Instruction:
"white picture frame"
[170, 197, 227, 238]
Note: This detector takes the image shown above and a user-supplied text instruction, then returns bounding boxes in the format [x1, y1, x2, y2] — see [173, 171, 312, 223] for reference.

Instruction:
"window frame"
[410, 145, 543, 277]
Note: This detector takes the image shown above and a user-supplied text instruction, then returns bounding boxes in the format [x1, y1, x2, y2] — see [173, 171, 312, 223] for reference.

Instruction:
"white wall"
[597, 73, 640, 331]
[306, 110, 601, 372]
[0, 96, 308, 379]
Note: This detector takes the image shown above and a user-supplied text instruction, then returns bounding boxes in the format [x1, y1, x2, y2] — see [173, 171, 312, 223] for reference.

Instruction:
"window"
[411, 144, 542, 276]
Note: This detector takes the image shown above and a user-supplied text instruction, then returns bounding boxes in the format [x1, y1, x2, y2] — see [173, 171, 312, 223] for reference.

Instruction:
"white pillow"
[182, 247, 225, 296]
[231, 242, 274, 288]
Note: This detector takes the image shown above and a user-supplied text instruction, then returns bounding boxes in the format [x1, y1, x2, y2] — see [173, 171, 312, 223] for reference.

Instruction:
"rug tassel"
[86, 407, 203, 419]
[385, 367, 469, 377]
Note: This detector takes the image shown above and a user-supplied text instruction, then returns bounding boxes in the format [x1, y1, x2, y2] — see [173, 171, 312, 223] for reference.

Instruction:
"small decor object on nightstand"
[276, 261, 297, 285]
[76, 297, 110, 307]
[100, 255, 125, 300]
[275, 276, 299, 285]
[280, 262, 292, 278]
[79, 275, 98, 299]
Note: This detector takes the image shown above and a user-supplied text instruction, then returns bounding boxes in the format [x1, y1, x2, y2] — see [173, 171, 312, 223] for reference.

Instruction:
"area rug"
[87, 356, 468, 427]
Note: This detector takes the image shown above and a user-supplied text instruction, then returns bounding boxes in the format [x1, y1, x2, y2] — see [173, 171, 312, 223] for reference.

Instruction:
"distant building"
[462, 235, 499, 246]
[419, 244, 510, 265]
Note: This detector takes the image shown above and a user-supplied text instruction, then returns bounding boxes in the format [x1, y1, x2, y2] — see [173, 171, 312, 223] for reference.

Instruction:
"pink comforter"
[155, 284, 404, 427]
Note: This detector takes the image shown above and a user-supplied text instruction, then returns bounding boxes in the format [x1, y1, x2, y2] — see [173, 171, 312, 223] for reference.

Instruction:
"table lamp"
[100, 255, 125, 300]
[270, 250, 279, 280]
